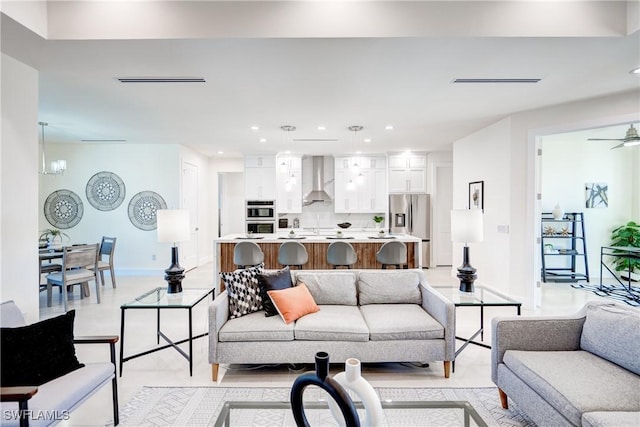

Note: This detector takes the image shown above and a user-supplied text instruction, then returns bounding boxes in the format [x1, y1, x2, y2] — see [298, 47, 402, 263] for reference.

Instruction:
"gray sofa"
[492, 301, 640, 427]
[209, 269, 455, 381]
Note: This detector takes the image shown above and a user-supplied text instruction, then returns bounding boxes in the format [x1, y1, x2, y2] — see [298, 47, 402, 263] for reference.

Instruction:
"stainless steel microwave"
[246, 221, 275, 234]
[246, 200, 275, 220]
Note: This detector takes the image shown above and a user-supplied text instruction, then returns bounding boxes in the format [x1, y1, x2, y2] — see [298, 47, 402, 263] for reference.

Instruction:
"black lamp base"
[457, 246, 477, 293]
[165, 246, 185, 294]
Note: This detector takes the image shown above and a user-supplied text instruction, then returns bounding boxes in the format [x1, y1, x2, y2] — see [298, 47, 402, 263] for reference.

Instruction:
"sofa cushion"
[219, 264, 264, 319]
[1, 310, 84, 386]
[582, 412, 640, 427]
[503, 350, 640, 426]
[268, 284, 320, 324]
[360, 304, 444, 341]
[219, 311, 294, 341]
[357, 271, 422, 305]
[580, 303, 640, 375]
[257, 267, 293, 317]
[294, 305, 369, 342]
[294, 272, 357, 306]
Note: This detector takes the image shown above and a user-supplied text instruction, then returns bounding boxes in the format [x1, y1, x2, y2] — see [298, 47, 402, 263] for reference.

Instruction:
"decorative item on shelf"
[559, 226, 570, 236]
[290, 352, 360, 427]
[373, 215, 384, 228]
[39, 228, 70, 247]
[543, 225, 556, 236]
[609, 221, 640, 281]
[451, 209, 483, 293]
[552, 203, 564, 220]
[43, 189, 84, 229]
[38, 122, 67, 176]
[328, 358, 383, 427]
[157, 209, 191, 294]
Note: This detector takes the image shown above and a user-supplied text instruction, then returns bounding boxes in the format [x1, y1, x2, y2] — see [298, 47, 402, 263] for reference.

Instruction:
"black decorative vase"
[164, 246, 185, 294]
[290, 352, 360, 427]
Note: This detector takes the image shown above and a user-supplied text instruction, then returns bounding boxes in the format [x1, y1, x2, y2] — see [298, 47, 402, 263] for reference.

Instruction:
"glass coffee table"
[119, 287, 214, 376]
[434, 286, 522, 372]
[214, 400, 488, 426]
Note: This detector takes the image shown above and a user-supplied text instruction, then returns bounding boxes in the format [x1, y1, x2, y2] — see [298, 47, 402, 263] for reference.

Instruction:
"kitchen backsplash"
[278, 202, 385, 230]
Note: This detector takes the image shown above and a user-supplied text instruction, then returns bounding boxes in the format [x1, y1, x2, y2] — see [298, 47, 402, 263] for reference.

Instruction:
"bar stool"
[327, 241, 357, 269]
[233, 241, 264, 269]
[278, 241, 308, 269]
[376, 241, 408, 269]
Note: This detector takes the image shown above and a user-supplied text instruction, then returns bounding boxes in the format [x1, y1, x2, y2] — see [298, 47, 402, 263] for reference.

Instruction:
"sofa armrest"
[0, 386, 38, 403]
[419, 283, 456, 361]
[490, 312, 586, 384]
[208, 290, 230, 363]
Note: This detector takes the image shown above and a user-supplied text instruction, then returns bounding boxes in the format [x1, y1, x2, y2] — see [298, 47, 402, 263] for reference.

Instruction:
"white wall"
[1, 53, 39, 322]
[541, 133, 635, 279]
[453, 89, 640, 307]
[453, 118, 512, 294]
[39, 143, 181, 275]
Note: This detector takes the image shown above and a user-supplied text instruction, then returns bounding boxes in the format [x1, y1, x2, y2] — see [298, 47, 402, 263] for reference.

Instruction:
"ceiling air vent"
[116, 77, 206, 83]
[453, 78, 541, 83]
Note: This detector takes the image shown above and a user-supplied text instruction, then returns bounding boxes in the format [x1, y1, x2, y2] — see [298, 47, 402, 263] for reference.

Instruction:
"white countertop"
[215, 230, 422, 243]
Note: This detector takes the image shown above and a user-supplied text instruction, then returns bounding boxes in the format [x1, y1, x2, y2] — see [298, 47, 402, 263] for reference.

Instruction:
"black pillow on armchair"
[258, 266, 294, 317]
[1, 310, 84, 386]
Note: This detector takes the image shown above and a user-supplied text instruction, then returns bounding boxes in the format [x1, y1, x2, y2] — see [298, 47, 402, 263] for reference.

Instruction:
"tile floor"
[35, 264, 605, 426]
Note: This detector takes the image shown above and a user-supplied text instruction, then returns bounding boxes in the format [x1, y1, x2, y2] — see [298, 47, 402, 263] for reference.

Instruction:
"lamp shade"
[451, 209, 483, 243]
[157, 209, 190, 243]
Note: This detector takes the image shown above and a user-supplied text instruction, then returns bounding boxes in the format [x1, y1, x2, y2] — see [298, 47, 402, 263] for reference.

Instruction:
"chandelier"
[39, 122, 66, 175]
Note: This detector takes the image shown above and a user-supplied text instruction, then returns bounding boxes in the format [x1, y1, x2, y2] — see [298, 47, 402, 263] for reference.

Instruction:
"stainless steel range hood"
[303, 156, 332, 205]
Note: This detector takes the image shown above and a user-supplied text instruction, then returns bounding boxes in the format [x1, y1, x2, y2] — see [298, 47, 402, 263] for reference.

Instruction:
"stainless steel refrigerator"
[389, 194, 431, 268]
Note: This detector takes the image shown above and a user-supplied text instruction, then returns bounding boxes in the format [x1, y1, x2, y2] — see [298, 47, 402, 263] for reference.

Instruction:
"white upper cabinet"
[334, 156, 387, 213]
[388, 153, 427, 193]
[244, 155, 276, 200]
[275, 155, 302, 213]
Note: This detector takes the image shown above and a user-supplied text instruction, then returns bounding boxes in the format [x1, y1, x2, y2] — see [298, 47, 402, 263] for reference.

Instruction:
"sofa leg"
[498, 388, 508, 409]
[212, 363, 219, 381]
[443, 361, 451, 378]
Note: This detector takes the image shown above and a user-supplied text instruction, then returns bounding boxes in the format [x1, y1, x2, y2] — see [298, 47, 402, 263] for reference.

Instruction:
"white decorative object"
[378, 229, 386, 237]
[336, 230, 344, 237]
[328, 358, 384, 427]
[552, 204, 564, 220]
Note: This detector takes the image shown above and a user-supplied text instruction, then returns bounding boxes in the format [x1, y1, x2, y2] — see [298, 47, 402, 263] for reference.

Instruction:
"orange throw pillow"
[267, 283, 320, 324]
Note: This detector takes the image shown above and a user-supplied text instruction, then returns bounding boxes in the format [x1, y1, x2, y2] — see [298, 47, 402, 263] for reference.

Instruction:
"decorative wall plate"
[86, 171, 126, 211]
[43, 189, 84, 229]
[128, 191, 167, 231]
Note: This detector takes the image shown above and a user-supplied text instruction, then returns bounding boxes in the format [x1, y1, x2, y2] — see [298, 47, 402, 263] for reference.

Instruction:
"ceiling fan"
[588, 124, 640, 149]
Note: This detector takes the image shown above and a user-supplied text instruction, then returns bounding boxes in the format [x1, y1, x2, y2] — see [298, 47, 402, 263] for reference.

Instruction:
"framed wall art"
[585, 182, 608, 208]
[469, 181, 484, 211]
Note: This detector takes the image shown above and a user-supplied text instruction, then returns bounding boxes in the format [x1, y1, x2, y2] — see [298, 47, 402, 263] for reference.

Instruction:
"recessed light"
[363, 138, 371, 143]
[317, 125, 326, 131]
[630, 68, 640, 74]
[385, 125, 394, 130]
[356, 151, 362, 154]
[217, 151, 224, 155]
[259, 138, 267, 143]
[250, 125, 259, 131]
[285, 150, 291, 154]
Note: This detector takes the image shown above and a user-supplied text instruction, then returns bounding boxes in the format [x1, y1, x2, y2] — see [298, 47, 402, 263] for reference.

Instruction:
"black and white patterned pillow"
[220, 263, 264, 319]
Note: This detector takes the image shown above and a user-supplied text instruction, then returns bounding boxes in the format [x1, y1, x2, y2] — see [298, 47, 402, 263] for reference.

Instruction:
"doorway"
[181, 161, 198, 271]
[219, 172, 245, 236]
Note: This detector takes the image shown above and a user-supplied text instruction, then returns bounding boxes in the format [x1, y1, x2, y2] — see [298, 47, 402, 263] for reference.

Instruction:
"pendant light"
[38, 122, 66, 175]
[281, 125, 297, 191]
[348, 125, 365, 185]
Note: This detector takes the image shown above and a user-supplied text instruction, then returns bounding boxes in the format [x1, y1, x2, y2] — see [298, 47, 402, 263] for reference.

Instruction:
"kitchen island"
[213, 230, 423, 295]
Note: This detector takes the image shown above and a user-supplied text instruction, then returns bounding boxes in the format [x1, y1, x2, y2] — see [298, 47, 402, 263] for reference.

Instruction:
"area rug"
[120, 386, 536, 426]
[570, 282, 640, 307]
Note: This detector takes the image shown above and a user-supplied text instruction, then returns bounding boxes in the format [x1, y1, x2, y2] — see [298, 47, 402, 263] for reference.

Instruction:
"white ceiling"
[1, 1, 639, 158]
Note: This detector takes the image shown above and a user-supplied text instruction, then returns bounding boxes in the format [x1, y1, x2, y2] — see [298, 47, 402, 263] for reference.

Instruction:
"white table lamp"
[157, 209, 190, 293]
[451, 209, 483, 292]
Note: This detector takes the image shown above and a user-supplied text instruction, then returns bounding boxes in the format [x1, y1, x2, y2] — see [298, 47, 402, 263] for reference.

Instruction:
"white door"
[434, 164, 453, 266]
[219, 172, 245, 236]
[182, 161, 198, 271]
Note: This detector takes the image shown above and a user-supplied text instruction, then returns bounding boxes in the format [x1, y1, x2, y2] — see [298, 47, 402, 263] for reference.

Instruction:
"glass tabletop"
[121, 287, 213, 308]
[432, 285, 521, 306]
[214, 400, 488, 427]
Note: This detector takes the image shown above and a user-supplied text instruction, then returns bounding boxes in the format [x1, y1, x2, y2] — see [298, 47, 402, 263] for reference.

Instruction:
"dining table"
[38, 245, 92, 297]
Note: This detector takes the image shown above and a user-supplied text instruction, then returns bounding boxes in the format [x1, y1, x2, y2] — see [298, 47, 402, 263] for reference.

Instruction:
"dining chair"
[46, 243, 100, 312]
[233, 241, 264, 269]
[94, 236, 117, 288]
[327, 241, 357, 269]
[376, 241, 408, 269]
